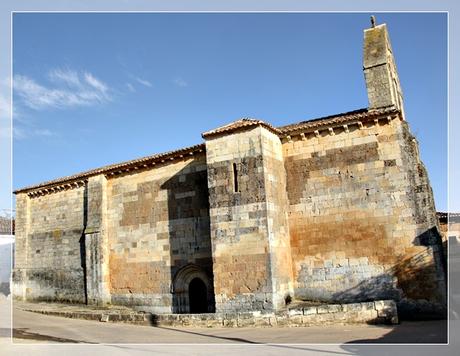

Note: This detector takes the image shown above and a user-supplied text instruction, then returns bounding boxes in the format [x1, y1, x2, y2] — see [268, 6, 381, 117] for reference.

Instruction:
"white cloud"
[126, 83, 136, 92]
[84, 72, 108, 93]
[0, 76, 57, 141]
[13, 127, 55, 140]
[173, 77, 188, 87]
[48, 68, 81, 87]
[14, 69, 112, 110]
[135, 77, 152, 87]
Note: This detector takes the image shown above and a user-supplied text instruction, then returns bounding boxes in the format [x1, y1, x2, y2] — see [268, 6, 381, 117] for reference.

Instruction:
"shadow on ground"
[341, 319, 447, 349]
[13, 328, 92, 343]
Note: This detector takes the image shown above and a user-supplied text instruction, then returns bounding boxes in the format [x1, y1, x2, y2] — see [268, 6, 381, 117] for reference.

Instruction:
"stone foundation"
[16, 299, 398, 327]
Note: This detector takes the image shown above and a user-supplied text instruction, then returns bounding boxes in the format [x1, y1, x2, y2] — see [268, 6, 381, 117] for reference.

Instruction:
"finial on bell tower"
[370, 15, 376, 28]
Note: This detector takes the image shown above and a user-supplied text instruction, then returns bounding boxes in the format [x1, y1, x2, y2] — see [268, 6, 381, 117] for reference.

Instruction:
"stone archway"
[172, 264, 215, 313]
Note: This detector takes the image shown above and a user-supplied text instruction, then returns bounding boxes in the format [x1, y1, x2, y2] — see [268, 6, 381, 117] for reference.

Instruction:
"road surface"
[0, 298, 457, 355]
[10, 300, 448, 344]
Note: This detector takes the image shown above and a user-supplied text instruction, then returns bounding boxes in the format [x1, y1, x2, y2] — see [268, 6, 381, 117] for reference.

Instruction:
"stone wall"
[106, 153, 212, 313]
[396, 122, 446, 317]
[205, 127, 273, 312]
[205, 125, 293, 312]
[150, 299, 398, 328]
[84, 175, 110, 305]
[16, 299, 399, 327]
[13, 115, 445, 317]
[259, 128, 294, 308]
[13, 187, 86, 303]
[282, 115, 445, 315]
[13, 153, 213, 312]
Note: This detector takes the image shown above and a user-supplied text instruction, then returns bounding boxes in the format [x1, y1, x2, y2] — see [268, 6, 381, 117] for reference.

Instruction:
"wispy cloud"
[14, 68, 112, 110]
[173, 77, 188, 87]
[13, 127, 56, 140]
[48, 68, 81, 87]
[134, 77, 152, 87]
[84, 72, 109, 93]
[126, 83, 136, 92]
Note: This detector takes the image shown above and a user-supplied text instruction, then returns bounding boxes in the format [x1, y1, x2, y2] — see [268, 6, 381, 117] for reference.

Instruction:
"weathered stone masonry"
[204, 125, 293, 312]
[13, 21, 446, 316]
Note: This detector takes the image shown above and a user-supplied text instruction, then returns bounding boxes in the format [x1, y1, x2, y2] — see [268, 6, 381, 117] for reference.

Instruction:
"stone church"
[13, 20, 446, 316]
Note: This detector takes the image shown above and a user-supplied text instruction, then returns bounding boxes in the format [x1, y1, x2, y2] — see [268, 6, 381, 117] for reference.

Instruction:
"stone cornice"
[277, 107, 400, 139]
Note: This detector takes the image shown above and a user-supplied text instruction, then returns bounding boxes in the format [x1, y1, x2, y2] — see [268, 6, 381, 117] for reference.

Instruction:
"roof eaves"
[277, 107, 399, 137]
[202, 118, 281, 139]
[14, 143, 206, 194]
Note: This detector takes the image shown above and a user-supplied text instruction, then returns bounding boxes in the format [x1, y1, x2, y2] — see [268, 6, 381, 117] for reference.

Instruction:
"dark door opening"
[188, 278, 208, 313]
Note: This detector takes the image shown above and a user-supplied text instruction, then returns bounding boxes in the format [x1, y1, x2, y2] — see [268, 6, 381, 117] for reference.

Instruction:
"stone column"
[84, 175, 111, 305]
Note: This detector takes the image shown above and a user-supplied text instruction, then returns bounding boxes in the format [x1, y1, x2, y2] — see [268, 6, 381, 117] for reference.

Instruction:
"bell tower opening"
[188, 277, 208, 313]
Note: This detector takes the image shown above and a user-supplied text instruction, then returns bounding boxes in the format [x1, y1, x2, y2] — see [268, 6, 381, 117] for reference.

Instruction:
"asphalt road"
[10, 306, 449, 344]
[0, 298, 458, 355]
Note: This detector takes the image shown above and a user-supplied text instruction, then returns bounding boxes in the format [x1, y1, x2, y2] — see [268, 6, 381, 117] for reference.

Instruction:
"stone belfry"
[363, 16, 405, 118]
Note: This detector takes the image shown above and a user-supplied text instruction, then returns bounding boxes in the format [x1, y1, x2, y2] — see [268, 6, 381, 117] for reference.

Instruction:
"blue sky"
[12, 12, 447, 210]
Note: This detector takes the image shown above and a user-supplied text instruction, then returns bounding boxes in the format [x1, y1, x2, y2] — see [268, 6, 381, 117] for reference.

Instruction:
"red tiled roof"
[202, 118, 281, 139]
[14, 143, 205, 194]
[278, 107, 399, 136]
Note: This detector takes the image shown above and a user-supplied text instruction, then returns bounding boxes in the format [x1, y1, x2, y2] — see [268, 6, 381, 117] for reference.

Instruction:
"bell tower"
[363, 16, 405, 118]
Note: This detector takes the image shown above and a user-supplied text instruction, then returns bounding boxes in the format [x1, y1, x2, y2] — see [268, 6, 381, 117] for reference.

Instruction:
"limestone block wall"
[12, 187, 86, 303]
[106, 154, 212, 313]
[283, 115, 445, 311]
[396, 121, 446, 313]
[259, 128, 293, 307]
[205, 125, 292, 312]
[84, 175, 111, 305]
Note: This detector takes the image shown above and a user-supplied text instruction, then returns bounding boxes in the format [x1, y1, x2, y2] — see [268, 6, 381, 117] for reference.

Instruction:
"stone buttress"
[203, 120, 294, 312]
[83, 175, 111, 305]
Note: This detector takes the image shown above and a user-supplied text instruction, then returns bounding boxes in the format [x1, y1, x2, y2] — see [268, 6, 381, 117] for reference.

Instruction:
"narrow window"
[232, 163, 239, 193]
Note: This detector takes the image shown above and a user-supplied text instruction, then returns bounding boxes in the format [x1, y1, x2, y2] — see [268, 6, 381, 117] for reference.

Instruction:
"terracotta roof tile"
[202, 118, 281, 138]
[277, 107, 399, 136]
[14, 143, 205, 194]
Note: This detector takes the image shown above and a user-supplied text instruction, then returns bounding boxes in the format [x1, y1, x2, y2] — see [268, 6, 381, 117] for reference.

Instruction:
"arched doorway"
[172, 264, 215, 313]
[188, 278, 208, 313]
